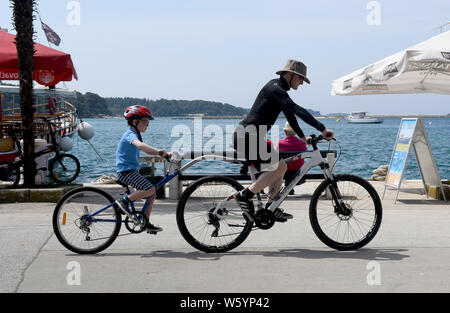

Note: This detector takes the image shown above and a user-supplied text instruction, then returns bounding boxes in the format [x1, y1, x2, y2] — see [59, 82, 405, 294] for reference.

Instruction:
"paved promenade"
[1, 181, 449, 293]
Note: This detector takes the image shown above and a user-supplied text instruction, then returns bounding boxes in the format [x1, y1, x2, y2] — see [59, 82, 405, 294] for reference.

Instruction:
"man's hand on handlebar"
[301, 135, 312, 146]
[322, 129, 335, 141]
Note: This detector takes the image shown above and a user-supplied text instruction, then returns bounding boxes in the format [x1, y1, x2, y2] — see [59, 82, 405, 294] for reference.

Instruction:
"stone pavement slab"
[1, 181, 449, 293]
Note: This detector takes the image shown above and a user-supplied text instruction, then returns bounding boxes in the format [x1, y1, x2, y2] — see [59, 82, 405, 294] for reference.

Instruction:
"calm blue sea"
[72, 117, 450, 183]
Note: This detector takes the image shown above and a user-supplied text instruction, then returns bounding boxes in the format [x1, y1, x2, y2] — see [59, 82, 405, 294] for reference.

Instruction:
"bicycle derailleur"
[208, 208, 227, 237]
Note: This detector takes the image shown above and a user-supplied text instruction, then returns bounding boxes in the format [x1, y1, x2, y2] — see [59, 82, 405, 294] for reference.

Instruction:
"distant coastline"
[86, 114, 450, 119]
[319, 114, 450, 119]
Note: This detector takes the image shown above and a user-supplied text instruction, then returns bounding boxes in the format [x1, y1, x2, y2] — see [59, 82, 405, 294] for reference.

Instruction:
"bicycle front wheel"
[49, 154, 80, 184]
[176, 176, 254, 253]
[53, 187, 122, 254]
[309, 174, 382, 251]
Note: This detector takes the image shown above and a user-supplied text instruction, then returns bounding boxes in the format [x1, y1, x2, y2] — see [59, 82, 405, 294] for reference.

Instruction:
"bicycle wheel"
[53, 187, 122, 254]
[0, 162, 20, 188]
[309, 174, 382, 251]
[49, 153, 80, 184]
[176, 176, 254, 253]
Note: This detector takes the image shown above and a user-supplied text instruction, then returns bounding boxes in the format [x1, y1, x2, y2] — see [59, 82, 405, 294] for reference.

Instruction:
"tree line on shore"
[1, 90, 321, 118]
[74, 92, 250, 118]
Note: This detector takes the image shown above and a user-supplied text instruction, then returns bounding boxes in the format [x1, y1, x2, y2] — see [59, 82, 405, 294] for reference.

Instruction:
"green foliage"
[74, 92, 112, 118]
[74, 93, 249, 118]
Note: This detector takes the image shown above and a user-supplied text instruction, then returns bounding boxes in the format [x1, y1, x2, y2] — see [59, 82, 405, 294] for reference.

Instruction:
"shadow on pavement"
[86, 248, 409, 261]
[395, 199, 448, 206]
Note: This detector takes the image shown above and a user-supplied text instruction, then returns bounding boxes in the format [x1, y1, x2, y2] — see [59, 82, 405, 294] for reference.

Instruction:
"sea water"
[71, 117, 450, 183]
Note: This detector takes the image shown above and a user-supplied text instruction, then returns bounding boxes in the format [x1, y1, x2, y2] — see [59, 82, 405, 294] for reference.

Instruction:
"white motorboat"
[347, 112, 382, 124]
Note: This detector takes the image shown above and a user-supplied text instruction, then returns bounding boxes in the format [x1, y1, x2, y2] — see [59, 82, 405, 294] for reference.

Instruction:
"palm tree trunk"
[11, 0, 36, 187]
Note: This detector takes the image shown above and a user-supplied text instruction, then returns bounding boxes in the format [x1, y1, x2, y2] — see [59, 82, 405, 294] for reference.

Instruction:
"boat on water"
[347, 112, 383, 124]
[0, 28, 79, 163]
[0, 83, 78, 162]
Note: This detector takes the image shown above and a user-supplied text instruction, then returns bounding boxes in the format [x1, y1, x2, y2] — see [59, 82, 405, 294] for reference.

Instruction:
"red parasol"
[0, 30, 78, 86]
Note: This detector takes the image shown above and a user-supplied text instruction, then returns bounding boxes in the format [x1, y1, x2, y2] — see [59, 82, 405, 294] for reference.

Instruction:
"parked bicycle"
[0, 117, 80, 188]
[176, 134, 383, 252]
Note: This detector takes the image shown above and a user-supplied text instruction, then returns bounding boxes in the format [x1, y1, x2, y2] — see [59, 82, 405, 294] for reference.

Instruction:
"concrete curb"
[0, 184, 82, 204]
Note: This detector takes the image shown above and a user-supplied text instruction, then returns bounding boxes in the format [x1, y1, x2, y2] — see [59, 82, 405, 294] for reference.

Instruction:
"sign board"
[384, 118, 446, 202]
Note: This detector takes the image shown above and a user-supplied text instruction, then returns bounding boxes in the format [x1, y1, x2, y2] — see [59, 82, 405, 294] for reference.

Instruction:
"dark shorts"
[117, 170, 153, 191]
[232, 131, 274, 171]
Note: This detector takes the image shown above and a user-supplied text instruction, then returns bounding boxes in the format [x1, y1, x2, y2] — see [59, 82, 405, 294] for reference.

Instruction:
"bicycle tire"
[309, 174, 382, 251]
[176, 176, 254, 253]
[0, 161, 20, 188]
[49, 153, 80, 184]
[52, 187, 122, 254]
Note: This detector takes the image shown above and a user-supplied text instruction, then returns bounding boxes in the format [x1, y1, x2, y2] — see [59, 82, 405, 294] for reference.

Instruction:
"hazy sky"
[1, 0, 449, 114]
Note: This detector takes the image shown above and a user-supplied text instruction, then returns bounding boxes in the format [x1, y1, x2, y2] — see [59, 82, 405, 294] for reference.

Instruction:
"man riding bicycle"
[232, 59, 334, 222]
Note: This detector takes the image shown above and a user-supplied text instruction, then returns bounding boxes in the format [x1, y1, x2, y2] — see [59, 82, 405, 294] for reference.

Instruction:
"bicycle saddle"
[115, 180, 129, 188]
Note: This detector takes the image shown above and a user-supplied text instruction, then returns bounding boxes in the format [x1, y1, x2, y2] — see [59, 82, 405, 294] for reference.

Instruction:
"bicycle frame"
[84, 159, 184, 223]
[266, 149, 335, 212]
[83, 147, 337, 224]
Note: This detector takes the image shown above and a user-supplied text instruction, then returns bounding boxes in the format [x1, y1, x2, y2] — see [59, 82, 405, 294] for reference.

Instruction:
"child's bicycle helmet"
[124, 105, 154, 120]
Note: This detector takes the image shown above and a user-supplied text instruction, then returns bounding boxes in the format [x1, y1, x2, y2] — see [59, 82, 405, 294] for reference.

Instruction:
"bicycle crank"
[254, 209, 275, 230]
[125, 211, 148, 233]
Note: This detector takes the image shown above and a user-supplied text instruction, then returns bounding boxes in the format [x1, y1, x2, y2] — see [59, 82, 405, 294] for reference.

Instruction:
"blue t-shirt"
[116, 128, 140, 172]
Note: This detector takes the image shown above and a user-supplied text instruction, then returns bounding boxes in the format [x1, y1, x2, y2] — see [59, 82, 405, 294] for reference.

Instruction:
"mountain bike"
[0, 117, 80, 188]
[176, 134, 383, 253]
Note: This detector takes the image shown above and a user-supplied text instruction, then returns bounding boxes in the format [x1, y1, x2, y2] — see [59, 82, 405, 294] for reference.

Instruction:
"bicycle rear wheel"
[176, 176, 254, 253]
[49, 153, 80, 184]
[52, 187, 122, 254]
[309, 174, 382, 251]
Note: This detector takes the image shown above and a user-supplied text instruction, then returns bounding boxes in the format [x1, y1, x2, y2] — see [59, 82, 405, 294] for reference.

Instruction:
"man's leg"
[267, 176, 283, 203]
[248, 159, 287, 194]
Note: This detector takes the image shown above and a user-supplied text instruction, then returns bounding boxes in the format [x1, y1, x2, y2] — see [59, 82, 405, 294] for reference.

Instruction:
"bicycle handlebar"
[158, 150, 171, 161]
[307, 133, 336, 150]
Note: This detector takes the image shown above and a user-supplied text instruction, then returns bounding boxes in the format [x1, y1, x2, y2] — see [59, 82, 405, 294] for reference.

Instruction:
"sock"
[242, 188, 255, 199]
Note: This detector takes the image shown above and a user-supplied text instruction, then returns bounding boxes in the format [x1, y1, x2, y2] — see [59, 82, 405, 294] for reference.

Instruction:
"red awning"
[0, 30, 78, 86]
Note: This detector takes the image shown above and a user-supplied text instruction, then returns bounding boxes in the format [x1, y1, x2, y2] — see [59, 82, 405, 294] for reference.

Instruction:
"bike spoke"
[54, 189, 120, 253]
[179, 178, 251, 252]
[311, 176, 381, 249]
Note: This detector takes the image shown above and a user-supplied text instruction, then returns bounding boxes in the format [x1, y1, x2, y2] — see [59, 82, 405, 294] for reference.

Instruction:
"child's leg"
[116, 170, 155, 214]
[127, 187, 155, 202]
[143, 193, 156, 220]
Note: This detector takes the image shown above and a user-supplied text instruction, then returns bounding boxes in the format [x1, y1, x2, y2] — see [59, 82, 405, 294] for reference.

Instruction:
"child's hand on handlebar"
[158, 149, 169, 158]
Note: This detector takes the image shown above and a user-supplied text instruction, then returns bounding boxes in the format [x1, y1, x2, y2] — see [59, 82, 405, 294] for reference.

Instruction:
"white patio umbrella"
[331, 30, 450, 96]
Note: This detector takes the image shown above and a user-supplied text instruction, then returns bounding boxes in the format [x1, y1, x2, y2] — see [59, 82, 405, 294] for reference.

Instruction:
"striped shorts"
[116, 170, 153, 191]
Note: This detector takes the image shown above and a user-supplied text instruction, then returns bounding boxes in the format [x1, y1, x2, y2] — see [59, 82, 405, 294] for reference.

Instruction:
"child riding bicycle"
[114, 105, 169, 233]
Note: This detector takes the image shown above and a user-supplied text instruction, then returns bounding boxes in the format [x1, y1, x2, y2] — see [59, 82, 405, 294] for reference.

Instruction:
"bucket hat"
[276, 59, 310, 84]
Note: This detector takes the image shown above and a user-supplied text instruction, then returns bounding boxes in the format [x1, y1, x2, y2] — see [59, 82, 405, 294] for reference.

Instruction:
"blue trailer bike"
[53, 135, 382, 254]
